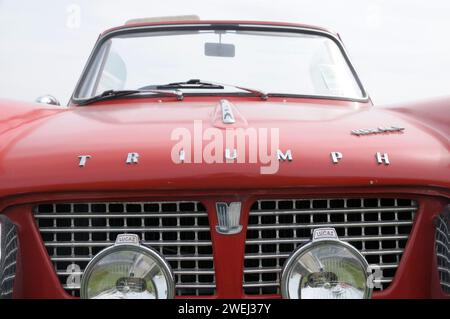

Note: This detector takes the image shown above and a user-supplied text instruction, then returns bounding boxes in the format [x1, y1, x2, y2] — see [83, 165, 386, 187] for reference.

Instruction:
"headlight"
[281, 228, 372, 299]
[81, 234, 175, 299]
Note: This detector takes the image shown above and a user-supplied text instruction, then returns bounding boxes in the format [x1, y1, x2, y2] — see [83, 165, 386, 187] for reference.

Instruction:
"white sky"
[0, 0, 449, 105]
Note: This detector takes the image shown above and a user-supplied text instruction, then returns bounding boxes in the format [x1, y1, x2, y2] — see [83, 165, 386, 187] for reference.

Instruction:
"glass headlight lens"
[81, 235, 174, 299]
[281, 229, 372, 299]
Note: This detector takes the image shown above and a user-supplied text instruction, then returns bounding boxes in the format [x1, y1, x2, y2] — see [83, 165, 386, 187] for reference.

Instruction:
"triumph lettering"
[78, 155, 91, 167]
[376, 152, 390, 165]
[126, 152, 139, 164]
[277, 149, 293, 161]
[330, 151, 343, 164]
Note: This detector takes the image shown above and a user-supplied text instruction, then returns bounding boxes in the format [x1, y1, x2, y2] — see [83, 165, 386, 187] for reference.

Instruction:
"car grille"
[244, 198, 417, 295]
[34, 201, 215, 297]
[435, 206, 450, 294]
[0, 217, 18, 298]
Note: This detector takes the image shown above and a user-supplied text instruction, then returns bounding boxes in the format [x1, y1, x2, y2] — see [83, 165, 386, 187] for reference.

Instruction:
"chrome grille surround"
[435, 205, 450, 294]
[34, 201, 215, 297]
[244, 198, 417, 295]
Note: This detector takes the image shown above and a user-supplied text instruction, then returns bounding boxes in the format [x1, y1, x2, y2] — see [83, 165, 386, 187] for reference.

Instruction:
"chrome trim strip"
[249, 207, 417, 215]
[246, 235, 409, 245]
[36, 212, 207, 218]
[244, 263, 398, 274]
[248, 220, 413, 230]
[39, 226, 210, 232]
[51, 255, 215, 262]
[243, 279, 394, 289]
[244, 249, 405, 259]
[45, 240, 212, 247]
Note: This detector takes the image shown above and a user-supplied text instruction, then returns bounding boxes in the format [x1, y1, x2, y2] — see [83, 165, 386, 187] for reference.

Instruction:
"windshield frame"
[70, 23, 370, 105]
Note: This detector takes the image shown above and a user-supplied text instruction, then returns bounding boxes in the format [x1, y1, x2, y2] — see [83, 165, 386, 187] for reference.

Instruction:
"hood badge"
[351, 126, 405, 136]
[212, 99, 248, 128]
[215, 202, 243, 235]
[220, 99, 236, 124]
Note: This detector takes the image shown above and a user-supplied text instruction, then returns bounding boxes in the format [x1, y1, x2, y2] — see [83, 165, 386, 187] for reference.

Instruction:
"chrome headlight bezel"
[280, 228, 372, 299]
[80, 234, 175, 299]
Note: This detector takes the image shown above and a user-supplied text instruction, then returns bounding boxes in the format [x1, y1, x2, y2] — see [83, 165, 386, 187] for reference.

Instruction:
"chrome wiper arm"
[144, 79, 268, 100]
[189, 79, 268, 100]
[221, 82, 268, 101]
[77, 89, 183, 106]
[146, 89, 184, 101]
[192, 79, 268, 100]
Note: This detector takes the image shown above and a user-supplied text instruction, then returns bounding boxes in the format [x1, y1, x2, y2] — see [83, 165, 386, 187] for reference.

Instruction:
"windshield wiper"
[140, 79, 268, 100]
[77, 89, 183, 106]
[159, 79, 225, 89]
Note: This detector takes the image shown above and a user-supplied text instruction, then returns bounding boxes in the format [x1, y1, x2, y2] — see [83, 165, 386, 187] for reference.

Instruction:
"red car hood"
[0, 97, 449, 197]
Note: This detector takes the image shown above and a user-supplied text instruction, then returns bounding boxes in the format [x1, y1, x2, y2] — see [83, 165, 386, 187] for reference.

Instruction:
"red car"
[0, 19, 448, 299]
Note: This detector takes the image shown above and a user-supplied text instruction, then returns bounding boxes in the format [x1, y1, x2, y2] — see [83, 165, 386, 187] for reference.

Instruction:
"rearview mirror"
[204, 42, 235, 57]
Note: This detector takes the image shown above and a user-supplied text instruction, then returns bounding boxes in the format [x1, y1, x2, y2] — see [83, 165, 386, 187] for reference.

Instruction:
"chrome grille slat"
[244, 249, 405, 259]
[34, 201, 215, 297]
[246, 235, 410, 244]
[39, 226, 210, 232]
[248, 220, 413, 229]
[171, 283, 216, 289]
[61, 282, 217, 289]
[36, 213, 207, 218]
[44, 240, 212, 247]
[243, 282, 279, 288]
[442, 282, 450, 289]
[373, 278, 394, 284]
[62, 285, 81, 290]
[435, 208, 450, 294]
[361, 249, 405, 255]
[56, 269, 216, 276]
[244, 268, 282, 274]
[51, 254, 214, 262]
[244, 262, 399, 274]
[244, 198, 417, 295]
[174, 269, 216, 275]
[437, 253, 450, 264]
[0, 217, 18, 299]
[250, 206, 416, 215]
[437, 266, 450, 274]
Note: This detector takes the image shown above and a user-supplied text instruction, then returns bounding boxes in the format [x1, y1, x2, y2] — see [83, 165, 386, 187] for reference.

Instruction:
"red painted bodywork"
[0, 21, 449, 299]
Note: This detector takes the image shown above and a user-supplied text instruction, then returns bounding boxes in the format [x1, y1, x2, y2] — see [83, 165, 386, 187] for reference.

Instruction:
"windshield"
[75, 28, 365, 100]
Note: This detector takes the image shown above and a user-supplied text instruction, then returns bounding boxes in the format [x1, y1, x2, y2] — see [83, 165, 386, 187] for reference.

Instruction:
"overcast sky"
[0, 0, 449, 105]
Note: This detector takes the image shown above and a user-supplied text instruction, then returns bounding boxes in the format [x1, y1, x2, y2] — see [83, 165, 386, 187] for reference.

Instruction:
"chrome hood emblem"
[220, 99, 236, 124]
[215, 202, 243, 235]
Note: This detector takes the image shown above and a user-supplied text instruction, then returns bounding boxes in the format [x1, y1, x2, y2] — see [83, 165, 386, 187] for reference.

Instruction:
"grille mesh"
[244, 198, 417, 295]
[435, 206, 450, 294]
[34, 201, 215, 297]
[0, 218, 18, 298]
